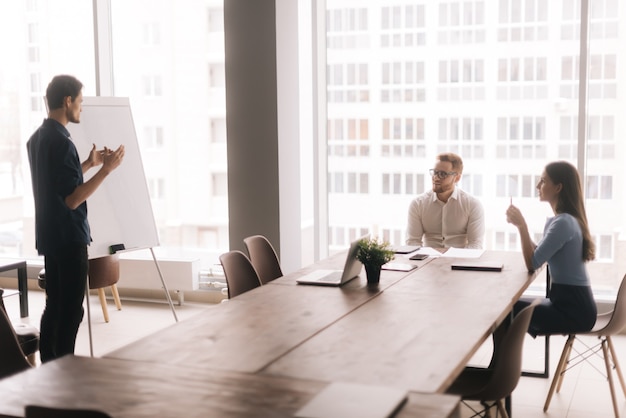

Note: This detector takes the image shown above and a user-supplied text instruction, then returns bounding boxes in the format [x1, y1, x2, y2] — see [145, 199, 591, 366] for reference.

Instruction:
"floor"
[3, 289, 626, 418]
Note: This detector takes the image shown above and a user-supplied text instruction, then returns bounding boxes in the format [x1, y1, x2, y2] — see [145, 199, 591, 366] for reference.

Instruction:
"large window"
[1, 1, 624, 297]
[110, 0, 228, 264]
[325, 0, 626, 296]
[0, 0, 95, 258]
[0, 0, 227, 267]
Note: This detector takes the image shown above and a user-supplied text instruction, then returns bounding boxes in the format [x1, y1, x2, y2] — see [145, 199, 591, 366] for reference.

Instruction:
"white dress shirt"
[406, 187, 485, 249]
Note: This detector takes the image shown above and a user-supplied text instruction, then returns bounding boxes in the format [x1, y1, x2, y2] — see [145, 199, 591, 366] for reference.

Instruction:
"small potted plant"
[356, 237, 395, 286]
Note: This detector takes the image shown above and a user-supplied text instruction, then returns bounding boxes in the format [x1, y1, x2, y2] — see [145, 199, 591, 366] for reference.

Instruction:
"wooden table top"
[105, 252, 426, 372]
[106, 250, 538, 394]
[261, 251, 541, 393]
[0, 355, 460, 418]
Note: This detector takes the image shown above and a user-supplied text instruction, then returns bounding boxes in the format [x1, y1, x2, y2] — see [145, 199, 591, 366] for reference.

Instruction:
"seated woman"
[506, 161, 596, 337]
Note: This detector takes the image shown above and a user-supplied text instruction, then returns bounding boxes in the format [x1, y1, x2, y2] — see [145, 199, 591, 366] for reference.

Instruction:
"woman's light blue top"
[532, 213, 590, 287]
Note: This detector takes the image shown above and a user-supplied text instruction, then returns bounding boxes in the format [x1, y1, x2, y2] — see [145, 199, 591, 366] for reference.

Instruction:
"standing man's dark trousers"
[40, 244, 88, 363]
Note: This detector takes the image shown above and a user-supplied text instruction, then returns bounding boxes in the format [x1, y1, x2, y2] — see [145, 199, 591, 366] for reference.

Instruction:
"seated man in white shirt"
[406, 152, 485, 249]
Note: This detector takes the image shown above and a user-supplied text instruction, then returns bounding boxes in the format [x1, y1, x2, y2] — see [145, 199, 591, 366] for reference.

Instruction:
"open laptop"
[296, 235, 366, 286]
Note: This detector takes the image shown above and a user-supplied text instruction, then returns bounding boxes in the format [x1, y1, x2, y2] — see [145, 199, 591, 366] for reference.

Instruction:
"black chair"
[219, 250, 262, 298]
[0, 288, 39, 367]
[0, 297, 32, 378]
[446, 299, 540, 418]
[243, 235, 283, 284]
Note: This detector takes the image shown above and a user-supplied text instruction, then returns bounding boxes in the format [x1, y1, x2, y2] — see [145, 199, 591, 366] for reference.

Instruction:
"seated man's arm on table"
[465, 197, 485, 249]
[406, 199, 424, 246]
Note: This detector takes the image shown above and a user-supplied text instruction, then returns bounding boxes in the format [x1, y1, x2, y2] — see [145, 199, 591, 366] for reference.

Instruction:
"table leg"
[17, 264, 29, 318]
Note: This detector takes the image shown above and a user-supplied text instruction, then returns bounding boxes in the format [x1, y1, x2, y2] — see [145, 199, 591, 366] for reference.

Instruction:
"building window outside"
[209, 63, 225, 88]
[328, 63, 369, 103]
[381, 118, 425, 158]
[329, 172, 369, 194]
[438, 1, 486, 45]
[589, 0, 619, 39]
[438, 59, 484, 101]
[496, 116, 545, 159]
[496, 174, 540, 199]
[497, 0, 548, 42]
[212, 173, 228, 197]
[438, 117, 484, 158]
[208, 8, 223, 32]
[587, 115, 615, 159]
[210, 118, 226, 143]
[381, 228, 405, 246]
[328, 118, 369, 157]
[142, 126, 164, 149]
[494, 230, 519, 251]
[381, 61, 425, 103]
[460, 173, 483, 198]
[328, 226, 369, 248]
[595, 233, 614, 261]
[147, 178, 165, 200]
[142, 22, 161, 46]
[496, 57, 547, 100]
[558, 115, 578, 159]
[586, 175, 613, 200]
[142, 75, 163, 97]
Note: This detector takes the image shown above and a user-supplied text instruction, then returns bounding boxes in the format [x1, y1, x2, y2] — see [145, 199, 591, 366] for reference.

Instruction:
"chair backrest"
[474, 298, 539, 401]
[219, 250, 262, 298]
[88, 254, 120, 290]
[0, 297, 31, 379]
[599, 273, 626, 336]
[243, 235, 283, 284]
[25, 405, 111, 418]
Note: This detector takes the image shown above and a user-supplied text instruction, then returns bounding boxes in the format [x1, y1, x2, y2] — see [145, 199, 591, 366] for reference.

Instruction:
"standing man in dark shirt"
[27, 75, 125, 362]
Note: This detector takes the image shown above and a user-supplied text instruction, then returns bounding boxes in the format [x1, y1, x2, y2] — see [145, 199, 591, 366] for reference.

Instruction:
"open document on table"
[410, 247, 485, 258]
[441, 247, 485, 258]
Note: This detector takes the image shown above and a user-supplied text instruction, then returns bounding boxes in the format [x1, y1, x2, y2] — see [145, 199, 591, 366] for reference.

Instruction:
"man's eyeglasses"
[429, 169, 457, 179]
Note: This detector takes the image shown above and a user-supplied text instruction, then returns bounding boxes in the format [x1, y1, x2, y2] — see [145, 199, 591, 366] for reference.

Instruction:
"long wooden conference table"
[0, 250, 540, 417]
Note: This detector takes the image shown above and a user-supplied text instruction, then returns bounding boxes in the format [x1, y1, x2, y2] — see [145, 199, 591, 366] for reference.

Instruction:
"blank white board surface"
[66, 96, 159, 259]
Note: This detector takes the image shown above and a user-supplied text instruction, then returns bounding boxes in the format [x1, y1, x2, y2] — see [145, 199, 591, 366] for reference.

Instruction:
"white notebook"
[295, 382, 408, 418]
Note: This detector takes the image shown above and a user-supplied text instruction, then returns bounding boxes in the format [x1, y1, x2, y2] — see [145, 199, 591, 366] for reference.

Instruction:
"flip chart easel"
[66, 97, 178, 356]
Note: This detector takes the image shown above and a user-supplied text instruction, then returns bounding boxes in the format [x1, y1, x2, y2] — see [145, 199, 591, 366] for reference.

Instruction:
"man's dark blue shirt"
[27, 118, 90, 255]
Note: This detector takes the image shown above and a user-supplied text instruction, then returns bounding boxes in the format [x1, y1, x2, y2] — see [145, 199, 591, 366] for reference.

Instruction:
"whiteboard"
[66, 96, 159, 259]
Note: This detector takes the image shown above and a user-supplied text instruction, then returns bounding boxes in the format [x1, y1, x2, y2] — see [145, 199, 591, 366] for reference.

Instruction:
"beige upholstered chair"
[243, 235, 283, 285]
[0, 301, 32, 378]
[0, 288, 39, 367]
[219, 250, 262, 298]
[446, 299, 539, 418]
[88, 255, 122, 323]
[38, 255, 122, 323]
[544, 275, 626, 418]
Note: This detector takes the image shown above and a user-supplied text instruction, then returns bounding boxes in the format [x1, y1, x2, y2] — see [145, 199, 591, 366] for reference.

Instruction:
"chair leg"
[26, 353, 37, 366]
[556, 336, 575, 393]
[602, 339, 620, 418]
[496, 399, 509, 418]
[111, 284, 122, 311]
[97, 288, 109, 323]
[607, 336, 626, 397]
[544, 335, 575, 412]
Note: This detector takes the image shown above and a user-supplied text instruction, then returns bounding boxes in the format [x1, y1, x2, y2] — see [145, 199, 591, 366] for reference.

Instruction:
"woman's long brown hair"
[545, 161, 595, 261]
